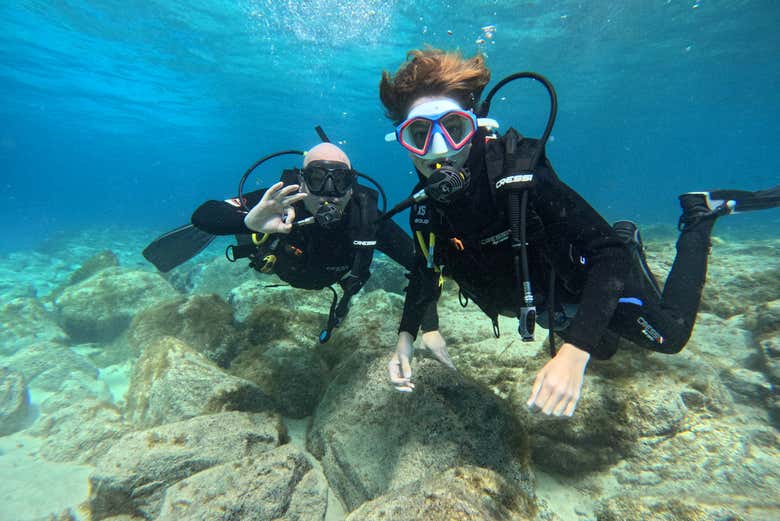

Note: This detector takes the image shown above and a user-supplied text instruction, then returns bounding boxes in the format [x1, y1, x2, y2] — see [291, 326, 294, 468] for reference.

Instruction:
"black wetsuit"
[192, 174, 438, 331]
[400, 130, 713, 359]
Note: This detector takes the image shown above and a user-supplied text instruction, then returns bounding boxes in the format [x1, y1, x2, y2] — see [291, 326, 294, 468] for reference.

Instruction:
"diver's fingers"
[281, 192, 307, 206]
[262, 181, 285, 201]
[551, 388, 572, 416]
[275, 184, 300, 199]
[284, 206, 296, 223]
[527, 371, 545, 409]
[562, 392, 579, 417]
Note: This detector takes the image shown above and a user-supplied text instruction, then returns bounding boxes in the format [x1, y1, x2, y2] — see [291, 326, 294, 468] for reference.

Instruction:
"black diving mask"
[301, 160, 355, 196]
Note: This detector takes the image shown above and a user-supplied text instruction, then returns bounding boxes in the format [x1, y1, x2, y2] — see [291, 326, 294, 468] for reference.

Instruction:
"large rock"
[46, 250, 120, 303]
[308, 350, 531, 512]
[167, 254, 258, 299]
[124, 336, 273, 428]
[89, 411, 285, 520]
[3, 342, 98, 390]
[0, 367, 30, 436]
[322, 289, 406, 368]
[29, 397, 127, 464]
[229, 339, 328, 418]
[127, 294, 239, 366]
[595, 496, 741, 521]
[156, 445, 328, 521]
[0, 297, 68, 355]
[346, 466, 537, 521]
[362, 253, 407, 295]
[53, 267, 178, 341]
[699, 240, 780, 318]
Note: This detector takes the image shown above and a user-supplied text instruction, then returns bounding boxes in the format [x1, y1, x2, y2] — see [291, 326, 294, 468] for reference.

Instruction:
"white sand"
[0, 433, 92, 521]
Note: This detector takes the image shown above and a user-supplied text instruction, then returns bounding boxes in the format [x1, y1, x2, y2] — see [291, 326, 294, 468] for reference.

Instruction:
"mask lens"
[440, 112, 475, 148]
[400, 119, 432, 154]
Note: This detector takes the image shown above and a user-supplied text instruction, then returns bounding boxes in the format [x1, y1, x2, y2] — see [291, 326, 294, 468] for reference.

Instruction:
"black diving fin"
[708, 184, 780, 213]
[143, 224, 216, 272]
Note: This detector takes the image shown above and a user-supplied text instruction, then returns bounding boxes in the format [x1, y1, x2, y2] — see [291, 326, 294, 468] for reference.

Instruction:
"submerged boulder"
[89, 411, 285, 521]
[53, 267, 178, 341]
[30, 397, 127, 464]
[2, 342, 98, 391]
[229, 339, 328, 418]
[156, 445, 328, 521]
[127, 294, 239, 366]
[0, 297, 68, 355]
[124, 336, 273, 428]
[0, 367, 30, 436]
[308, 350, 531, 512]
[346, 466, 537, 521]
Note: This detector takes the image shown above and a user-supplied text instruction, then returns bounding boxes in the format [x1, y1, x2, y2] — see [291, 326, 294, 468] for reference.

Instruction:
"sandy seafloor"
[0, 223, 778, 521]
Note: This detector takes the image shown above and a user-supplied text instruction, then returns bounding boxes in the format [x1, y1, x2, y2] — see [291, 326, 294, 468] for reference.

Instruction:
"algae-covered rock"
[156, 445, 328, 521]
[89, 411, 285, 521]
[67, 250, 119, 285]
[609, 418, 779, 519]
[346, 466, 537, 520]
[124, 336, 273, 428]
[595, 495, 744, 521]
[0, 367, 30, 436]
[237, 285, 328, 344]
[167, 254, 258, 298]
[229, 340, 328, 418]
[30, 397, 127, 464]
[361, 253, 407, 295]
[0, 297, 68, 355]
[308, 350, 531, 512]
[127, 294, 239, 366]
[3, 342, 98, 390]
[323, 289, 406, 368]
[53, 267, 178, 341]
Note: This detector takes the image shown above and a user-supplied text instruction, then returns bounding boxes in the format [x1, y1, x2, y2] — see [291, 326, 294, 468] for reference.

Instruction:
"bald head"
[303, 143, 351, 168]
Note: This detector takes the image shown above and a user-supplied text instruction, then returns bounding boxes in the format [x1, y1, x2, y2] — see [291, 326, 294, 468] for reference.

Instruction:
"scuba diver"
[146, 142, 446, 349]
[378, 48, 780, 416]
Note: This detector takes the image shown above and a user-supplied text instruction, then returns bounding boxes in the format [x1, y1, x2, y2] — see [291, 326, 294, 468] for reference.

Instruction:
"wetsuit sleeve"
[191, 190, 265, 235]
[375, 217, 441, 335]
[398, 233, 441, 339]
[533, 165, 632, 359]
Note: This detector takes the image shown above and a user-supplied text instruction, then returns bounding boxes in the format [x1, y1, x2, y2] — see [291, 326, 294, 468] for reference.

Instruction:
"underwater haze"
[1, 0, 779, 251]
[1, 2, 780, 521]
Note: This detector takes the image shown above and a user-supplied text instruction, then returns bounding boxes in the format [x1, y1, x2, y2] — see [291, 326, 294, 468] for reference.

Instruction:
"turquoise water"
[1, 2, 779, 521]
[1, 0, 778, 250]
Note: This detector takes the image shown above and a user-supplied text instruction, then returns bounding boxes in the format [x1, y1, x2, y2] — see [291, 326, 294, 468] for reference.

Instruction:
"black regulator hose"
[478, 72, 558, 343]
[237, 150, 304, 212]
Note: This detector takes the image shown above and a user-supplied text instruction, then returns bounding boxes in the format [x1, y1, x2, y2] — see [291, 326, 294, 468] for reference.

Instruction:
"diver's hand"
[388, 332, 415, 392]
[420, 330, 456, 370]
[244, 182, 307, 234]
[527, 342, 590, 417]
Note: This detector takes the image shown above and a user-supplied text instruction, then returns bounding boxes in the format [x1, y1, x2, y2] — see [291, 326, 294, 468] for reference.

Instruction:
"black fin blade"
[143, 224, 216, 272]
[711, 184, 780, 213]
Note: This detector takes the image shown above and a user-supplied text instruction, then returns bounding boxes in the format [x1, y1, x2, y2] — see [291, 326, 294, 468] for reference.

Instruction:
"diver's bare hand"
[420, 330, 456, 370]
[388, 332, 415, 392]
[244, 181, 307, 234]
[527, 342, 590, 417]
